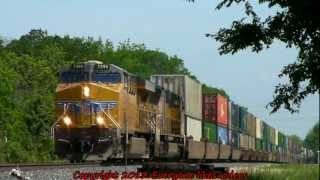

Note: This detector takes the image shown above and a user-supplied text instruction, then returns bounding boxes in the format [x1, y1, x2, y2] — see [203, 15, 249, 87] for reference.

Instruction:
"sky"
[1, 0, 319, 138]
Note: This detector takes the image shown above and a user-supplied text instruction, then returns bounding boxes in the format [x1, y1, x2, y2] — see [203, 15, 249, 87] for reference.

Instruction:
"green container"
[262, 122, 271, 143]
[278, 132, 282, 146]
[278, 132, 285, 146]
[262, 140, 268, 152]
[267, 126, 272, 143]
[255, 138, 263, 151]
[202, 121, 217, 143]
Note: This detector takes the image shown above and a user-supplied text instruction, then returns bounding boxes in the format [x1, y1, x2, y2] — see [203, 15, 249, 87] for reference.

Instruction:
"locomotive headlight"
[63, 116, 72, 126]
[96, 116, 104, 125]
[83, 86, 90, 97]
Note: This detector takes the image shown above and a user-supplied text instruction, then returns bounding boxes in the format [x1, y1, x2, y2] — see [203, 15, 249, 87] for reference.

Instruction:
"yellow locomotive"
[53, 60, 183, 162]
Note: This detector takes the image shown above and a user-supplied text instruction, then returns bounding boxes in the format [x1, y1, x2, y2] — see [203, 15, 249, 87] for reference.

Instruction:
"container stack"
[202, 94, 229, 145]
[151, 75, 202, 141]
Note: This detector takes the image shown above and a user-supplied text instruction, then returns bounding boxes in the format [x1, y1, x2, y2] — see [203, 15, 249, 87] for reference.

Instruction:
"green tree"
[0, 51, 58, 162]
[202, 84, 229, 99]
[304, 122, 320, 153]
[208, 0, 320, 113]
[289, 135, 303, 146]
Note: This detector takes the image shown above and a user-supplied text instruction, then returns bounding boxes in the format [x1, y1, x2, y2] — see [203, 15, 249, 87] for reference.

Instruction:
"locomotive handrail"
[51, 104, 69, 141]
[99, 105, 121, 128]
[138, 105, 158, 131]
[139, 109, 156, 131]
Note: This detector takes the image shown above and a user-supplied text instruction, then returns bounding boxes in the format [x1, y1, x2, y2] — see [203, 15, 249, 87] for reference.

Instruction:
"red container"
[202, 94, 228, 127]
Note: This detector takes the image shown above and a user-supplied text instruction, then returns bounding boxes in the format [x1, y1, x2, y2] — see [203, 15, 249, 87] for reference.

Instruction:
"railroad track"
[0, 162, 102, 171]
[0, 161, 273, 172]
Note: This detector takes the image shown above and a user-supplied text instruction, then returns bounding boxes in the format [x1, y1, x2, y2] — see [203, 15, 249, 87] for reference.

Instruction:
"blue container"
[218, 126, 229, 145]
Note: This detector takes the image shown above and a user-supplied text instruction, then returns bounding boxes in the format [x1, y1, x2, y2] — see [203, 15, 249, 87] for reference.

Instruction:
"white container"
[151, 75, 202, 136]
[275, 129, 279, 145]
[248, 136, 255, 150]
[256, 118, 262, 139]
[186, 117, 202, 141]
[150, 75, 202, 119]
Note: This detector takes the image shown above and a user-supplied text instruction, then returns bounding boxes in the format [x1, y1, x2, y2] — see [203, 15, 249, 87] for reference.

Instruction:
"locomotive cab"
[53, 60, 129, 161]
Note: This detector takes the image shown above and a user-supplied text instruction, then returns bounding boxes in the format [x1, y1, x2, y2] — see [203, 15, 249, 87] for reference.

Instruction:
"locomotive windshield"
[92, 72, 121, 83]
[60, 71, 88, 83]
[60, 71, 121, 83]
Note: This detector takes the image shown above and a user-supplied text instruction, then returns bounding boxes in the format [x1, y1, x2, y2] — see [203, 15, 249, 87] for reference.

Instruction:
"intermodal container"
[275, 129, 279, 145]
[150, 75, 202, 120]
[151, 75, 202, 137]
[228, 102, 232, 129]
[230, 102, 240, 130]
[240, 133, 249, 150]
[271, 127, 276, 145]
[280, 132, 285, 146]
[267, 143, 272, 152]
[202, 94, 228, 127]
[268, 126, 272, 143]
[186, 117, 202, 141]
[288, 137, 292, 153]
[272, 144, 277, 153]
[256, 118, 262, 139]
[202, 95, 216, 122]
[248, 136, 255, 150]
[255, 138, 263, 151]
[217, 125, 228, 144]
[263, 122, 271, 143]
[231, 130, 240, 148]
[262, 140, 268, 152]
[246, 113, 256, 137]
[239, 106, 247, 132]
[202, 121, 217, 143]
[278, 131, 285, 147]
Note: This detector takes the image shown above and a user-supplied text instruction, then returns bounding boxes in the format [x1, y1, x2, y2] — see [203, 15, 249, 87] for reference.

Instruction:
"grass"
[248, 164, 320, 180]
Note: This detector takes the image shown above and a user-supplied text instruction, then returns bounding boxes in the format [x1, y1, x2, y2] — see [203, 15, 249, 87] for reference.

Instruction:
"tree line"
[0, 29, 228, 162]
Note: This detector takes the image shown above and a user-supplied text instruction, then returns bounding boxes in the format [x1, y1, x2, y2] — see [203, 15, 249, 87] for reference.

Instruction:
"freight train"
[52, 60, 314, 163]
